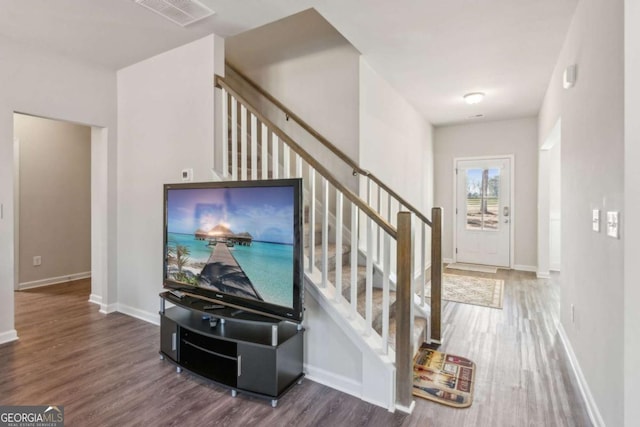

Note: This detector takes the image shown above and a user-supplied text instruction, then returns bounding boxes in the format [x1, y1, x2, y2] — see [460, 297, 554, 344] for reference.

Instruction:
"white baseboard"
[0, 329, 18, 345]
[88, 294, 102, 306]
[395, 400, 415, 415]
[557, 322, 605, 427]
[536, 271, 551, 279]
[117, 303, 160, 326]
[304, 364, 361, 401]
[513, 264, 537, 272]
[18, 271, 91, 290]
[99, 303, 118, 314]
[443, 258, 454, 264]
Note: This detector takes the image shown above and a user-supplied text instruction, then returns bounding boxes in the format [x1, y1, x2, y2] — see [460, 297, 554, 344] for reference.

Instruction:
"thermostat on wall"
[181, 168, 193, 182]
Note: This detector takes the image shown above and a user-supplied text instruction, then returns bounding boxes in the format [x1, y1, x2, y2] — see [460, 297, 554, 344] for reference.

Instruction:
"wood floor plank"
[0, 273, 592, 426]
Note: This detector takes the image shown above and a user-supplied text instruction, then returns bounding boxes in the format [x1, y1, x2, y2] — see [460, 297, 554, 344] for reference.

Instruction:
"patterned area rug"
[413, 344, 476, 408]
[426, 274, 504, 309]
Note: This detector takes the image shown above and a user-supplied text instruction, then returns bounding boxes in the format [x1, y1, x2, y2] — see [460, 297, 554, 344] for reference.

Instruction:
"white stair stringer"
[302, 259, 397, 412]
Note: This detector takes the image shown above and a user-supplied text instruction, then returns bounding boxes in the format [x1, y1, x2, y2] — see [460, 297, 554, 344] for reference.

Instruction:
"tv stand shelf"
[159, 292, 304, 407]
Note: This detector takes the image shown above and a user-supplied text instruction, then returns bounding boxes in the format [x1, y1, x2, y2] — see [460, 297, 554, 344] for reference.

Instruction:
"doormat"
[446, 262, 498, 274]
[413, 344, 476, 408]
[425, 274, 504, 309]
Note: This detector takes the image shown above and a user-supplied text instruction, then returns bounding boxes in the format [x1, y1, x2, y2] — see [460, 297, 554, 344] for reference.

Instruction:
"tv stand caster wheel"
[231, 390, 237, 398]
[297, 379, 303, 385]
[176, 366, 182, 373]
[159, 355, 164, 360]
[271, 399, 278, 408]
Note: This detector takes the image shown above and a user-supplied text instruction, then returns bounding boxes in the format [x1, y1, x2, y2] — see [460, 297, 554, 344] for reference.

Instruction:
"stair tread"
[387, 316, 428, 351]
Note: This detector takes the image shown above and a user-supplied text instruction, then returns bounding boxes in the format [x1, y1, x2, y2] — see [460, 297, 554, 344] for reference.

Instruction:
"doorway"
[454, 156, 513, 268]
[538, 119, 561, 277]
[13, 114, 91, 289]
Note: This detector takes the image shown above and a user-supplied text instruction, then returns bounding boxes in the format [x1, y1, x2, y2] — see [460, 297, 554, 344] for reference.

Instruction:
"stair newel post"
[430, 207, 443, 344]
[396, 211, 415, 414]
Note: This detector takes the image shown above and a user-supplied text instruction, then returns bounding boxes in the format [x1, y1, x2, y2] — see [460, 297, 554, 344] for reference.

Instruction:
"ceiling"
[0, 0, 579, 125]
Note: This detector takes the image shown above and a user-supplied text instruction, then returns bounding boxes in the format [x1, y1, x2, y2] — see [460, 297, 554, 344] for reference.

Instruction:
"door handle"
[503, 206, 510, 217]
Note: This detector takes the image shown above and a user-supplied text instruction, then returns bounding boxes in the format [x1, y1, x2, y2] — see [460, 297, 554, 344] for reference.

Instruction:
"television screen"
[163, 179, 303, 322]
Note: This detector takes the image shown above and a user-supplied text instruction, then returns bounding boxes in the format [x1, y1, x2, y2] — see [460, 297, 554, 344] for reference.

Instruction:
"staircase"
[214, 65, 443, 413]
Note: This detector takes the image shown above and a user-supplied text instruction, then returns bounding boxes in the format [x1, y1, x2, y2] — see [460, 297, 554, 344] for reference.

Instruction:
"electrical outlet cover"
[607, 211, 619, 238]
[181, 168, 193, 182]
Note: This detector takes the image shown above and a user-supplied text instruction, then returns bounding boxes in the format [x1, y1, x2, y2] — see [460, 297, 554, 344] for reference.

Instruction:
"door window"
[465, 168, 500, 231]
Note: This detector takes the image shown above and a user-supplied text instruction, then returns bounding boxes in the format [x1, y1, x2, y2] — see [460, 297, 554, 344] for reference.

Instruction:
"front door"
[455, 157, 511, 267]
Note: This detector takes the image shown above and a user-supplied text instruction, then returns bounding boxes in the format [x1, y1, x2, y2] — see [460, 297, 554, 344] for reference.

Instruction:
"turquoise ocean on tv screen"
[167, 233, 293, 308]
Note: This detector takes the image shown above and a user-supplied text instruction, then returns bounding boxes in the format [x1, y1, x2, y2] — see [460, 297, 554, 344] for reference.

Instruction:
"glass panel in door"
[465, 168, 501, 231]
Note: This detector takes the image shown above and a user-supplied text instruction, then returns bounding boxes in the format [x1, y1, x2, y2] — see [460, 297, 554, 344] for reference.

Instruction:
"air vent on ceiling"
[135, 0, 215, 27]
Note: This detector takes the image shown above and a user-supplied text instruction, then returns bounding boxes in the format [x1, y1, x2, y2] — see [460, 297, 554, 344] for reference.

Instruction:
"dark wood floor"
[0, 272, 591, 426]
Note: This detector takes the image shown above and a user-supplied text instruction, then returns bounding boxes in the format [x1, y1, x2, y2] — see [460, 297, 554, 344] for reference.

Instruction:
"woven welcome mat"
[413, 344, 476, 408]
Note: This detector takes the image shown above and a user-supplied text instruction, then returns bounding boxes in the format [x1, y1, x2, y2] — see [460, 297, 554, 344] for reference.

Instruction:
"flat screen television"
[163, 178, 304, 322]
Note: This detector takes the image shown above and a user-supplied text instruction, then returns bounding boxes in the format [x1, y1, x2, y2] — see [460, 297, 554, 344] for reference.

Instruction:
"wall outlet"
[33, 256, 42, 266]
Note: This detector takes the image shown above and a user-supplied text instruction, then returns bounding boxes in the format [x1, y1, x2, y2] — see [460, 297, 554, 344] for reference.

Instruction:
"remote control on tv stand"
[169, 290, 185, 299]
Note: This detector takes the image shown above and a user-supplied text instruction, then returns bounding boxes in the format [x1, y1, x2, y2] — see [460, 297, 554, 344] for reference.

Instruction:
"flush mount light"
[463, 92, 485, 105]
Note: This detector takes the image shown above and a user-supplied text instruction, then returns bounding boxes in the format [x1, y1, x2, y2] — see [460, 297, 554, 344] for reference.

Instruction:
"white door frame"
[453, 154, 515, 268]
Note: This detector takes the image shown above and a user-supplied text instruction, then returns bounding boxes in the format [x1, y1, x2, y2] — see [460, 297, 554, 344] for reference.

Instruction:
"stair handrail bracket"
[214, 70, 443, 413]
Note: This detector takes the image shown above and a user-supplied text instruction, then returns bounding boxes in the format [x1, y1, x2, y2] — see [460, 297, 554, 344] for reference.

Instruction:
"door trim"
[452, 155, 515, 269]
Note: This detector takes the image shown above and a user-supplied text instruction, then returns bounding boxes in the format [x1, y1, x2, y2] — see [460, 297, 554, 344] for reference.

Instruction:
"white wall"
[538, 0, 624, 425]
[434, 118, 538, 269]
[625, 0, 640, 425]
[14, 114, 91, 286]
[0, 36, 117, 344]
[359, 58, 434, 217]
[116, 34, 223, 321]
[225, 9, 361, 190]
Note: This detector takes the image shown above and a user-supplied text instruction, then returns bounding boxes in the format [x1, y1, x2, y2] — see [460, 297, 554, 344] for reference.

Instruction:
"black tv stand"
[159, 292, 305, 407]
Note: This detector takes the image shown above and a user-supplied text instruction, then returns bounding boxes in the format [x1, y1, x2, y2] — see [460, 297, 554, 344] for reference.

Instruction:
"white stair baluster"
[272, 134, 279, 179]
[250, 114, 257, 180]
[261, 123, 268, 179]
[421, 221, 427, 307]
[334, 192, 343, 302]
[350, 205, 358, 318]
[308, 168, 316, 273]
[377, 186, 382, 263]
[231, 98, 238, 181]
[295, 154, 302, 178]
[283, 144, 290, 179]
[240, 105, 247, 180]
[321, 178, 329, 287]
[221, 89, 228, 178]
[382, 233, 391, 355]
[365, 217, 374, 334]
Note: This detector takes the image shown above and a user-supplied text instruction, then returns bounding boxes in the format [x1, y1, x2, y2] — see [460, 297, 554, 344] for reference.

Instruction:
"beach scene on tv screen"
[165, 186, 295, 308]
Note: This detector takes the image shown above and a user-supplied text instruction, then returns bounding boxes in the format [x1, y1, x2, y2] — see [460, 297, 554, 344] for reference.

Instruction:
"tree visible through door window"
[465, 168, 500, 231]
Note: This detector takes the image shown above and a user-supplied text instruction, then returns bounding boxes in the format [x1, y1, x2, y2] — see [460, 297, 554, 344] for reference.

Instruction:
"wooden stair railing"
[224, 63, 442, 343]
[215, 72, 442, 412]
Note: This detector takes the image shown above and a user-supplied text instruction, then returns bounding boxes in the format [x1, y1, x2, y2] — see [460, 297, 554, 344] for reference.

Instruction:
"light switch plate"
[607, 211, 619, 238]
[181, 168, 193, 182]
[592, 209, 600, 232]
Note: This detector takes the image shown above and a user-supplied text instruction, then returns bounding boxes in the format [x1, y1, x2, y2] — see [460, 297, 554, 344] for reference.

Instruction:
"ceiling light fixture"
[463, 92, 485, 105]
